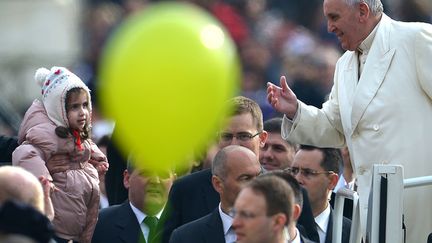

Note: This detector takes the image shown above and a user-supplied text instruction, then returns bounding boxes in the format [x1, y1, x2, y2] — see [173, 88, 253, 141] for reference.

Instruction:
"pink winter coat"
[12, 100, 107, 243]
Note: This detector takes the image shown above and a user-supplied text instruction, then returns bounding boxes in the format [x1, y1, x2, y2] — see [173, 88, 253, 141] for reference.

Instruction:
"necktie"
[144, 216, 158, 242]
[226, 225, 236, 243]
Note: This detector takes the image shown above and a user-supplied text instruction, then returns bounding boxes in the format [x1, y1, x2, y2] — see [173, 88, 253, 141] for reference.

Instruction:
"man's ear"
[273, 213, 288, 231]
[259, 130, 268, 148]
[123, 170, 130, 189]
[328, 173, 339, 190]
[212, 175, 223, 194]
[292, 203, 302, 222]
[358, 2, 370, 22]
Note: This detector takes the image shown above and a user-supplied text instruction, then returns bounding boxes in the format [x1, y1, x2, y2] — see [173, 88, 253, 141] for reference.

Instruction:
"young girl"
[12, 66, 108, 243]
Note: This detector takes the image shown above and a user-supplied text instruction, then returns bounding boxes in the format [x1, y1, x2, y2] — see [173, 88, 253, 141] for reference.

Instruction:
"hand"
[94, 161, 109, 177]
[38, 176, 55, 221]
[267, 76, 299, 119]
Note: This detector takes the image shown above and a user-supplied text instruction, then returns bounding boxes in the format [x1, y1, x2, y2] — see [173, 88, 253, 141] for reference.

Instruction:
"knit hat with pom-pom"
[34, 66, 91, 128]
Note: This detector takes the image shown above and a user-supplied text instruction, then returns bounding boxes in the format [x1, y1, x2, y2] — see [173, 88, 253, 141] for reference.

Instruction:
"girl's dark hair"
[55, 87, 91, 141]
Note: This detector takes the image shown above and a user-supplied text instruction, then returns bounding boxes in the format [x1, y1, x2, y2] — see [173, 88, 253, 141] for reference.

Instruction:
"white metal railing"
[332, 165, 432, 243]
[332, 188, 361, 243]
[404, 175, 432, 188]
[367, 165, 404, 243]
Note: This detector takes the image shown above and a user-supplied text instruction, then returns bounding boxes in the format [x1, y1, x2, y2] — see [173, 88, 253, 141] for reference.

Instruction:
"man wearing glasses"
[287, 145, 351, 243]
[159, 96, 267, 243]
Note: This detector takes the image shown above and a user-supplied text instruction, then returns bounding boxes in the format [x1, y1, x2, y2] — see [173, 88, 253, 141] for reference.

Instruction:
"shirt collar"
[129, 201, 162, 224]
[289, 227, 301, 243]
[358, 18, 381, 54]
[218, 203, 233, 235]
[314, 203, 331, 234]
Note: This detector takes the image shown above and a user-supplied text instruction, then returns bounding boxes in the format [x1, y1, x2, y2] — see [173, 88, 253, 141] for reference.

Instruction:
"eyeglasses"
[229, 208, 263, 220]
[229, 208, 279, 222]
[284, 166, 335, 179]
[218, 132, 262, 142]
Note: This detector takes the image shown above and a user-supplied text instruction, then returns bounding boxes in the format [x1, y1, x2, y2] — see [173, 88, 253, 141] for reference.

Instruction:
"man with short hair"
[159, 96, 268, 242]
[290, 145, 350, 243]
[260, 117, 297, 171]
[232, 176, 294, 243]
[169, 145, 262, 243]
[261, 171, 317, 243]
[92, 157, 176, 243]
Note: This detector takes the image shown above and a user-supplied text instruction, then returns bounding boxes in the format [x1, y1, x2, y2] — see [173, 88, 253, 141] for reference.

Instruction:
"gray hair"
[345, 0, 383, 15]
[212, 147, 230, 179]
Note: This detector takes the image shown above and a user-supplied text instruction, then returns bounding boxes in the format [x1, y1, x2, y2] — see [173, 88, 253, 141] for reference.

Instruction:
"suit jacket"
[324, 209, 351, 243]
[159, 169, 320, 243]
[298, 187, 320, 242]
[159, 169, 219, 243]
[92, 201, 154, 243]
[282, 14, 432, 242]
[300, 234, 318, 243]
[169, 208, 225, 243]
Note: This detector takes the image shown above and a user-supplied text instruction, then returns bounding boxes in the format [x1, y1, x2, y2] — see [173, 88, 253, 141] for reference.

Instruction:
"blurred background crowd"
[0, 0, 431, 142]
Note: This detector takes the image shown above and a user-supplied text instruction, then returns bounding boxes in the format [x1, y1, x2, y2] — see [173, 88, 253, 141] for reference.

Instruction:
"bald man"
[0, 166, 55, 242]
[170, 145, 262, 243]
[0, 166, 45, 213]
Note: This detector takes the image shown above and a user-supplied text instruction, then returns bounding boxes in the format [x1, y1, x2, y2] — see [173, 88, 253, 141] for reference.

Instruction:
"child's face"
[66, 90, 90, 131]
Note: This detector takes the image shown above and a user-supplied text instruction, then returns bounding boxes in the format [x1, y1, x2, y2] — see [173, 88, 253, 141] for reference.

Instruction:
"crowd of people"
[1, 0, 432, 243]
[0, 83, 353, 242]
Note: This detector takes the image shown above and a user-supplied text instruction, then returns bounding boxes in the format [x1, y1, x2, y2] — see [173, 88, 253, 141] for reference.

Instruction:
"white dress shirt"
[218, 203, 236, 243]
[358, 21, 380, 77]
[130, 202, 162, 242]
[315, 204, 331, 243]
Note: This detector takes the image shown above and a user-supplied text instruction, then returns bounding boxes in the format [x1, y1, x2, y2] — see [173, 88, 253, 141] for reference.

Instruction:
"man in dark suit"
[159, 96, 268, 243]
[262, 171, 318, 242]
[232, 176, 296, 243]
[289, 145, 351, 243]
[169, 145, 262, 243]
[92, 156, 175, 243]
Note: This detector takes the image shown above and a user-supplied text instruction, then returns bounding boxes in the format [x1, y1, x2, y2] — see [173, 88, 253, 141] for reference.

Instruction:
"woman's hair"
[55, 87, 91, 140]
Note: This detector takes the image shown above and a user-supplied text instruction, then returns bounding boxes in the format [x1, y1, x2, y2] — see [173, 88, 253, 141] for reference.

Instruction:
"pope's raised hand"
[267, 76, 299, 119]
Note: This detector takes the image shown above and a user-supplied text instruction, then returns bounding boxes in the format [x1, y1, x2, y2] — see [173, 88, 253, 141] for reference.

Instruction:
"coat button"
[373, 124, 379, 131]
